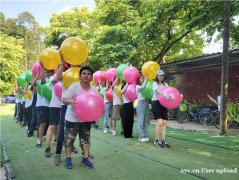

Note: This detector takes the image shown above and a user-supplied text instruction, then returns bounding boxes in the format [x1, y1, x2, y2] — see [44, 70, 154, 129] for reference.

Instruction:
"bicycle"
[177, 101, 214, 126]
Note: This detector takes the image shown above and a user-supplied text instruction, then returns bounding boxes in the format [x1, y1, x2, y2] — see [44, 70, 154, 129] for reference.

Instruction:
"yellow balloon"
[39, 48, 60, 70]
[142, 61, 160, 80]
[60, 37, 88, 65]
[24, 93, 28, 100]
[115, 84, 122, 99]
[62, 67, 81, 89]
[26, 90, 32, 99]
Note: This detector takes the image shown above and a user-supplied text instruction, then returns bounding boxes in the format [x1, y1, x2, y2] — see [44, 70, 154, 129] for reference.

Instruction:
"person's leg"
[19, 103, 24, 123]
[143, 101, 150, 139]
[109, 103, 113, 130]
[22, 102, 27, 126]
[103, 103, 110, 132]
[128, 102, 134, 138]
[136, 101, 145, 140]
[121, 104, 127, 137]
[14, 103, 17, 120]
[28, 105, 37, 136]
[27, 106, 32, 130]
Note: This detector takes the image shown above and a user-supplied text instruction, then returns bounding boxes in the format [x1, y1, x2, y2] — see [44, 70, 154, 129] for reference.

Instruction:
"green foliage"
[0, 33, 25, 95]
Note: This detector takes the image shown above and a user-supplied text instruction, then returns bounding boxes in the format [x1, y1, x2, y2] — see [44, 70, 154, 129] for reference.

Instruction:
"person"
[44, 71, 62, 158]
[62, 66, 96, 169]
[121, 81, 134, 138]
[24, 85, 33, 131]
[36, 65, 54, 148]
[102, 80, 113, 133]
[136, 75, 150, 142]
[111, 77, 122, 136]
[151, 70, 170, 147]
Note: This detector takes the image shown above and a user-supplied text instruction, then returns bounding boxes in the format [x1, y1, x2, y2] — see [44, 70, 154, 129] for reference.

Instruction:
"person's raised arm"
[56, 50, 65, 81]
[121, 83, 128, 94]
[40, 62, 46, 84]
[111, 76, 119, 90]
[137, 77, 148, 90]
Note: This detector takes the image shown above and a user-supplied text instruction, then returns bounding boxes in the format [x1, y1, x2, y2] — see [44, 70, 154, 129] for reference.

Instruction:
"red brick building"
[161, 49, 239, 104]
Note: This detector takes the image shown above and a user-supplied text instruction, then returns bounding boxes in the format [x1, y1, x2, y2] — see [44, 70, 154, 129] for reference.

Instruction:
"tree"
[0, 33, 25, 95]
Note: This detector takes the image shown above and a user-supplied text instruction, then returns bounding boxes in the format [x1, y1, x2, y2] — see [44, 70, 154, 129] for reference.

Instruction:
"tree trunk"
[220, 0, 231, 135]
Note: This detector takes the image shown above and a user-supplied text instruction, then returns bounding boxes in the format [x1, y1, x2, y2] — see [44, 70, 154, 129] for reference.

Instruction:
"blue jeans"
[28, 105, 37, 135]
[103, 102, 113, 130]
[136, 100, 150, 139]
[56, 105, 67, 154]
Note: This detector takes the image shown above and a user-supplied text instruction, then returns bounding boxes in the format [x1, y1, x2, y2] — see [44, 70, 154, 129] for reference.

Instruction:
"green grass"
[1, 104, 239, 180]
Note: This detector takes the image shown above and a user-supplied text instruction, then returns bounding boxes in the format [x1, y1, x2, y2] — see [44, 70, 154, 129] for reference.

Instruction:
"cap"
[156, 70, 166, 76]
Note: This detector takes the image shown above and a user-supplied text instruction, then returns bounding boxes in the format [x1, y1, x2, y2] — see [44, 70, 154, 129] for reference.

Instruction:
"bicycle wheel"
[176, 111, 189, 123]
[199, 112, 213, 126]
[167, 108, 177, 120]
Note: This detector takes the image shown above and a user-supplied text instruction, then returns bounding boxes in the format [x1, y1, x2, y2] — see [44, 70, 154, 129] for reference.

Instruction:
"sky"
[0, 0, 222, 54]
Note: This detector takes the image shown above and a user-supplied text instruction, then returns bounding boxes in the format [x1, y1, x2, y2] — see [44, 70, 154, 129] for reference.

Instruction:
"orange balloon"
[142, 61, 160, 80]
[60, 37, 88, 65]
[62, 67, 81, 89]
[38, 48, 60, 70]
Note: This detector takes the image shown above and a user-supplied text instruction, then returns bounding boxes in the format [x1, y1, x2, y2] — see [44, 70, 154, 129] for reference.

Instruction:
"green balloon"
[116, 64, 128, 81]
[18, 93, 23, 99]
[36, 80, 42, 96]
[26, 70, 33, 83]
[41, 81, 52, 101]
[99, 88, 105, 98]
[17, 72, 26, 88]
[141, 80, 153, 100]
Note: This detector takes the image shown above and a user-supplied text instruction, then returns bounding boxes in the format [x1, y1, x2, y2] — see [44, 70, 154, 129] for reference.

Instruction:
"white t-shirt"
[36, 92, 43, 107]
[152, 82, 169, 101]
[63, 82, 98, 123]
[121, 84, 131, 104]
[25, 95, 33, 108]
[49, 76, 61, 108]
[112, 86, 122, 105]
[136, 78, 147, 101]
[21, 97, 25, 104]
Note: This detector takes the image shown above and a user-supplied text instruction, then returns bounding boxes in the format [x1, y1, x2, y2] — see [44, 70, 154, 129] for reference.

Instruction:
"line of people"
[13, 52, 171, 170]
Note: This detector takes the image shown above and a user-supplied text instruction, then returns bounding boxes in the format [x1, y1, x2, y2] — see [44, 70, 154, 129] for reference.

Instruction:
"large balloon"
[124, 84, 137, 101]
[60, 37, 88, 65]
[142, 61, 160, 80]
[62, 67, 80, 89]
[158, 87, 183, 109]
[115, 84, 122, 99]
[74, 91, 104, 122]
[116, 64, 128, 81]
[123, 66, 139, 84]
[93, 71, 101, 84]
[36, 80, 42, 96]
[105, 89, 113, 103]
[32, 61, 42, 79]
[17, 72, 26, 88]
[99, 71, 107, 83]
[106, 68, 116, 82]
[141, 80, 153, 100]
[25, 70, 33, 83]
[41, 81, 52, 101]
[39, 48, 60, 70]
[54, 81, 62, 101]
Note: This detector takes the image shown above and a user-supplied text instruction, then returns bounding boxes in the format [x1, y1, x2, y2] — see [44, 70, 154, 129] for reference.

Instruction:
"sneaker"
[161, 140, 170, 147]
[112, 130, 116, 136]
[154, 139, 162, 147]
[103, 129, 108, 133]
[52, 154, 61, 166]
[36, 143, 42, 148]
[65, 158, 72, 169]
[81, 152, 94, 159]
[72, 146, 78, 154]
[138, 138, 146, 142]
[27, 133, 33, 137]
[144, 137, 149, 142]
[42, 136, 46, 142]
[45, 147, 51, 157]
[81, 158, 94, 169]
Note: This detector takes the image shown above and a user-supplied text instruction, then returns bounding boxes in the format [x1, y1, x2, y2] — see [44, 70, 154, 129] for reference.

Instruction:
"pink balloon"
[125, 84, 137, 101]
[54, 81, 62, 101]
[123, 66, 139, 84]
[93, 71, 101, 84]
[105, 89, 113, 102]
[32, 61, 42, 79]
[106, 68, 116, 82]
[158, 87, 183, 109]
[74, 91, 104, 122]
[100, 71, 107, 83]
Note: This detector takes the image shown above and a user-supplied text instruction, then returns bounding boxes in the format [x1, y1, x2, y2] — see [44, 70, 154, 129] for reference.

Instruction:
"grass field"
[1, 104, 239, 180]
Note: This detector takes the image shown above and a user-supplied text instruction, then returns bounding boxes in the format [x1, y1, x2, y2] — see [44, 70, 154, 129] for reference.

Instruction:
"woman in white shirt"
[151, 70, 170, 147]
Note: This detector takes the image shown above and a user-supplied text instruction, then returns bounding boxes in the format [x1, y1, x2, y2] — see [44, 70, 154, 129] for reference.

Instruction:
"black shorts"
[39, 106, 50, 123]
[49, 107, 61, 125]
[151, 100, 168, 120]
